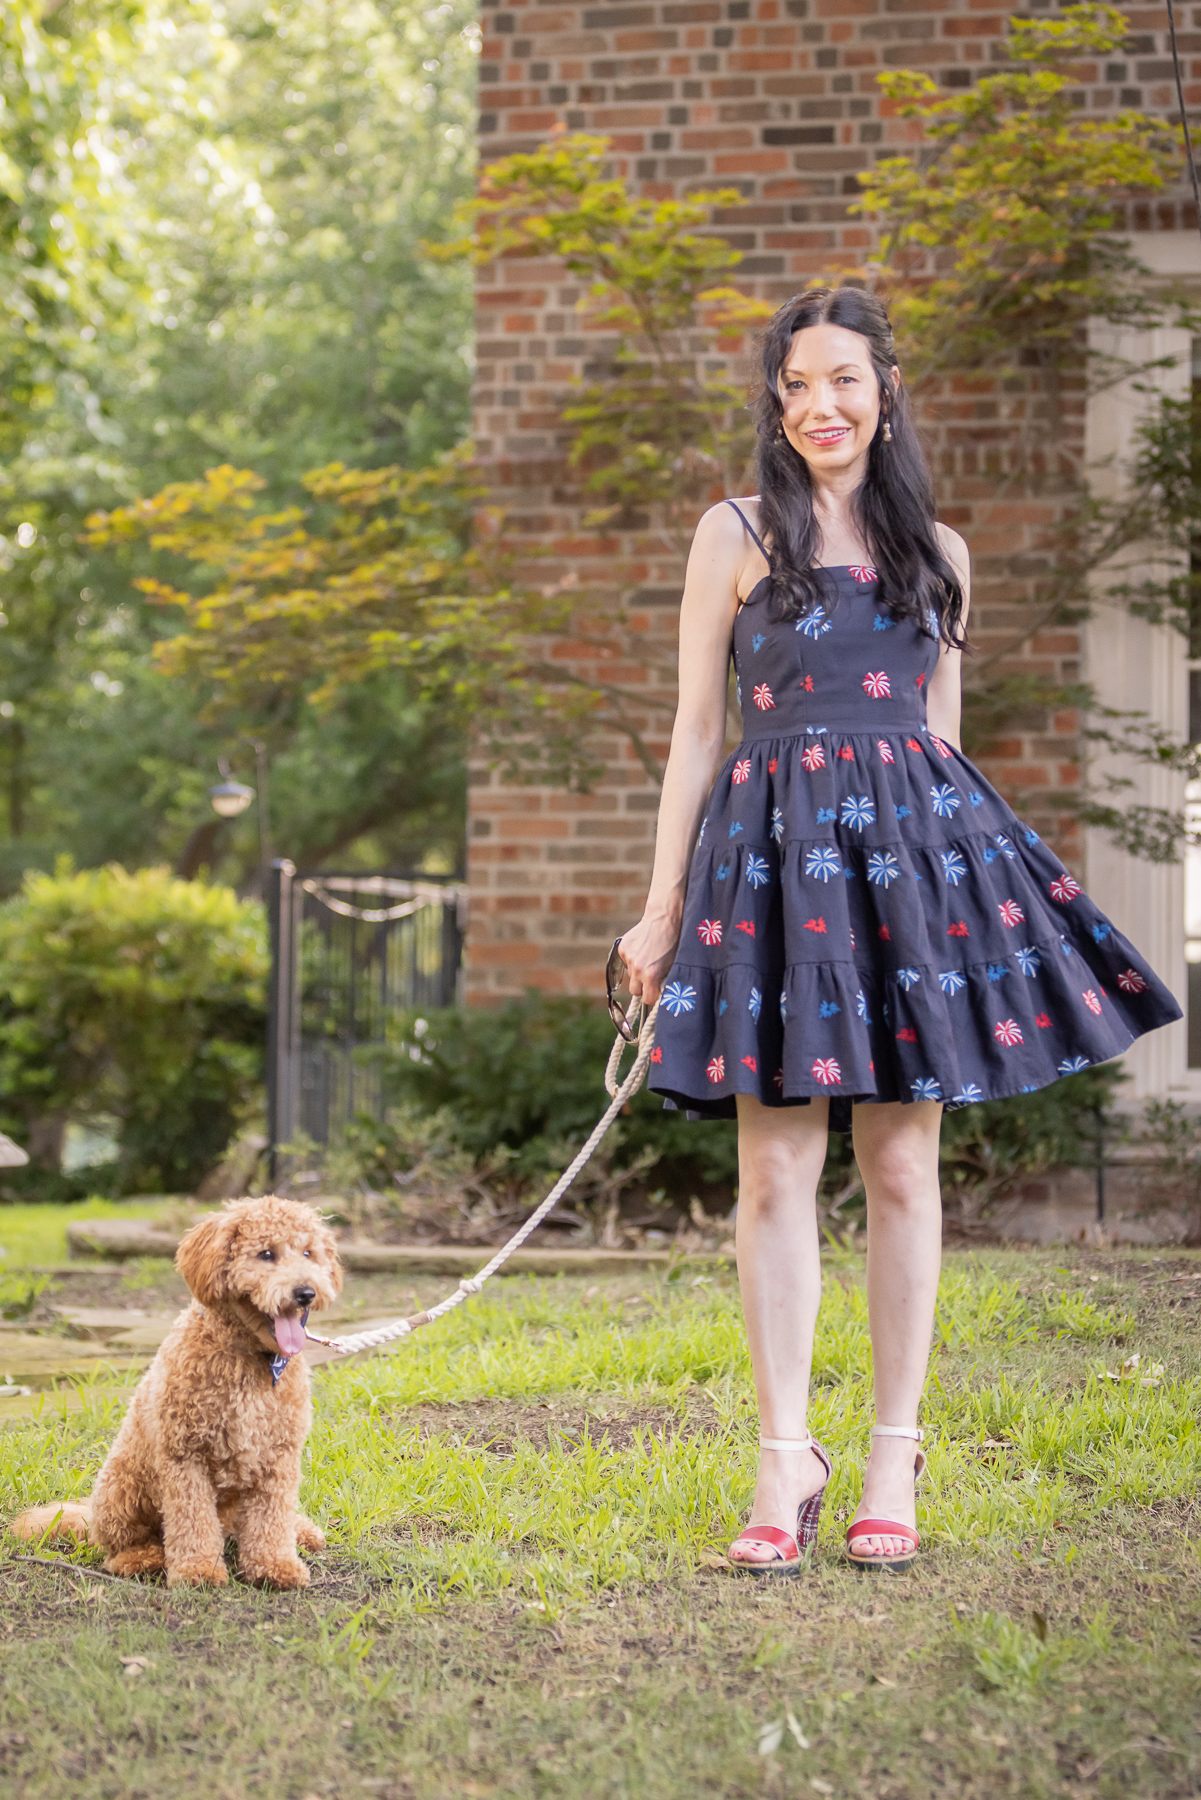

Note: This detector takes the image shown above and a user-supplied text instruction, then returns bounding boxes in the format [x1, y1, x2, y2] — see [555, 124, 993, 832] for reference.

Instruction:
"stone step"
[65, 1215, 734, 1274]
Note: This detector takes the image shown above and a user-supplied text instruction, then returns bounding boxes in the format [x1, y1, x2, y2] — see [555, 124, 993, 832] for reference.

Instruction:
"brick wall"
[466, 0, 1198, 1001]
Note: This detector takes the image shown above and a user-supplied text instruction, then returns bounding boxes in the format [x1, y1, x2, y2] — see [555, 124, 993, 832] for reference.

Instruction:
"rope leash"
[303, 998, 661, 1359]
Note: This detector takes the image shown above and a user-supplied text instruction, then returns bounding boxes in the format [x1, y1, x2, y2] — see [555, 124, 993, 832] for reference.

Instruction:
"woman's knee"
[738, 1133, 822, 1210]
[863, 1152, 940, 1215]
[860, 1137, 943, 1209]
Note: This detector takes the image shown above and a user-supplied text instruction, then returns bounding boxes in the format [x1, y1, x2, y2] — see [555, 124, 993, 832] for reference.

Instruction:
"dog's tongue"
[273, 1313, 307, 1356]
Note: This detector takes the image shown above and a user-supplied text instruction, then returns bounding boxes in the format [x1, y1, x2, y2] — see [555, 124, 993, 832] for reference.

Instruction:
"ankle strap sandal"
[726, 1434, 834, 1578]
[845, 1426, 926, 1573]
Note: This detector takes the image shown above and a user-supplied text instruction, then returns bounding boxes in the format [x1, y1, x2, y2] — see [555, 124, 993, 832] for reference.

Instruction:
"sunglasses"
[605, 936, 640, 1043]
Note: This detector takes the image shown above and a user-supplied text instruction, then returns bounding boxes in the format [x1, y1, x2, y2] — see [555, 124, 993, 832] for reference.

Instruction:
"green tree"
[84, 140, 774, 792]
[0, 0, 481, 891]
[0, 0, 148, 467]
[83, 453, 605, 788]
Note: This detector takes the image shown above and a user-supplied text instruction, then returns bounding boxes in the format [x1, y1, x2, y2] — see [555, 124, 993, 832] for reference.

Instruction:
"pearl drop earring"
[882, 421, 893, 443]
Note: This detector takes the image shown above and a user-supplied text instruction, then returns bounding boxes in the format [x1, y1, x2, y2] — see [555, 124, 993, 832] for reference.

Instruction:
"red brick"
[467, 0, 1178, 1000]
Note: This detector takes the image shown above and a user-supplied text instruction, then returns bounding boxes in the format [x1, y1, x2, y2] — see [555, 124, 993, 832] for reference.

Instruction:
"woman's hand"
[618, 906, 683, 1010]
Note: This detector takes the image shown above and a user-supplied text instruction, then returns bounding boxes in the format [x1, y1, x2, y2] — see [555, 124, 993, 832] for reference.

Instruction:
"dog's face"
[175, 1197, 342, 1355]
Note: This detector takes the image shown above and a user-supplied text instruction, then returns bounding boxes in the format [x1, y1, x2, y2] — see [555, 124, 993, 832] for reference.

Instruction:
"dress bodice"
[733, 568, 940, 739]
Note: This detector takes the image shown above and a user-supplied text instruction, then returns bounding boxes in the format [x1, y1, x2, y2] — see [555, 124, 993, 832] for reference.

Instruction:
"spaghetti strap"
[725, 499, 770, 563]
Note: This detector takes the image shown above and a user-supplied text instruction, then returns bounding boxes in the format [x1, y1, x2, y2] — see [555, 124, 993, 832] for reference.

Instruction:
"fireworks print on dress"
[840, 795, 876, 829]
[649, 553, 1179, 1129]
[805, 847, 841, 883]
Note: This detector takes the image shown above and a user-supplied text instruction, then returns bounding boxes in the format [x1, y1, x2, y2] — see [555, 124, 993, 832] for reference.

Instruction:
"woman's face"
[777, 323, 895, 480]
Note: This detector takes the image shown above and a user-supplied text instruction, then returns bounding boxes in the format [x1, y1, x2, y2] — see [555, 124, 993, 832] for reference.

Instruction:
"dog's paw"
[294, 1514, 325, 1553]
[104, 1545, 165, 1578]
[166, 1557, 229, 1588]
[241, 1555, 310, 1591]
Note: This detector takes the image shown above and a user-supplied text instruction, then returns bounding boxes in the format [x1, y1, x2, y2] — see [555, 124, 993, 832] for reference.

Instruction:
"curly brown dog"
[11, 1196, 342, 1589]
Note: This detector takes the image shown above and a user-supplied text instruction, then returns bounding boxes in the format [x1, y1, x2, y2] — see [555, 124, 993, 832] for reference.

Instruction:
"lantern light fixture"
[208, 779, 255, 818]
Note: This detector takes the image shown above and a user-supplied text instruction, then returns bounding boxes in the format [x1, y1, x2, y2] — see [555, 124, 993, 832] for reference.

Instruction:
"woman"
[617, 286, 1180, 1573]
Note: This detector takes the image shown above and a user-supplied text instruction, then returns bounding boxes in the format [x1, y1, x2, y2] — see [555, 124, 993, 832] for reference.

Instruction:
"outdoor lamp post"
[208, 778, 255, 818]
[176, 743, 273, 890]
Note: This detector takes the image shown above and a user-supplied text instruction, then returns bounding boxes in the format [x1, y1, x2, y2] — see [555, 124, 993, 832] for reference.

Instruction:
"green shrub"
[376, 994, 740, 1202]
[375, 995, 1125, 1219]
[0, 863, 266, 1196]
[938, 1064, 1126, 1211]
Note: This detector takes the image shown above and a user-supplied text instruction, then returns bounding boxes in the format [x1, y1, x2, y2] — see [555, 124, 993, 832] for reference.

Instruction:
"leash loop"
[308, 999, 662, 1360]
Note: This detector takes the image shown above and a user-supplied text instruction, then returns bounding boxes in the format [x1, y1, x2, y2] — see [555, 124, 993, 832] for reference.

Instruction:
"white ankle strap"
[873, 1425, 924, 1442]
[759, 1434, 813, 1451]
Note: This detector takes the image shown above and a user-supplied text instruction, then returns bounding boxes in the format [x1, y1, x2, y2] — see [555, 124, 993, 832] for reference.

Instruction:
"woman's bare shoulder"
[694, 495, 761, 543]
[934, 521, 970, 578]
[934, 520, 969, 560]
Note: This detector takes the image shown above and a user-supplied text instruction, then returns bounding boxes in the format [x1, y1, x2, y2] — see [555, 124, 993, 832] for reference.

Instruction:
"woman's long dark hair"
[754, 286, 967, 647]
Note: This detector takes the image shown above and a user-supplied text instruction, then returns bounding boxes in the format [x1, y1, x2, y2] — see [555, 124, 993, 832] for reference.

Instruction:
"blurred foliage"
[857, 5, 1180, 380]
[853, 3, 1198, 860]
[84, 136, 774, 790]
[0, 862, 265, 1194]
[0, 0, 478, 892]
[82, 451, 609, 789]
[1131, 1098, 1201, 1238]
[938, 1064, 1125, 1217]
[377, 996, 740, 1196]
[438, 131, 771, 530]
[330, 995, 1126, 1229]
[0, 0, 148, 467]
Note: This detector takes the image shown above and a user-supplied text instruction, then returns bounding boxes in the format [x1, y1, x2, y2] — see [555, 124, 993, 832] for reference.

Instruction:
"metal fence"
[266, 861, 466, 1161]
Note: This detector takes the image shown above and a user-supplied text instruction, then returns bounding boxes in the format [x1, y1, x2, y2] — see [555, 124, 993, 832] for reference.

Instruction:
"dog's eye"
[302, 1248, 311, 1258]
[258, 1249, 275, 1262]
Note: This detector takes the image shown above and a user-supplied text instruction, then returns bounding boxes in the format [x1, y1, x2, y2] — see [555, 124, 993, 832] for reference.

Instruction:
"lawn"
[1, 1241, 1199, 1798]
[0, 1200, 174, 1271]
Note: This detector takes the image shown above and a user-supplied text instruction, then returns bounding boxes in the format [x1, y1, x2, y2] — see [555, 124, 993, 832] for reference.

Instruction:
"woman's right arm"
[618, 504, 747, 1006]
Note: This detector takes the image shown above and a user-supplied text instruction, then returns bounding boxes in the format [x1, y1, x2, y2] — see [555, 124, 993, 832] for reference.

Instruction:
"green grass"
[2, 1246, 1200, 1798]
[0, 1199, 174, 1270]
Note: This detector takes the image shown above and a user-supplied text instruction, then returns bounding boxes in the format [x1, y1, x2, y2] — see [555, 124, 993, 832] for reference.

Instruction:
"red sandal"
[727, 1435, 834, 1577]
[845, 1425, 926, 1573]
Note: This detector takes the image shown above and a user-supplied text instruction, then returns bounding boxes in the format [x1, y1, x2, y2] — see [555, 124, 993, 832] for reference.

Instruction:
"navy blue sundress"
[648, 504, 1182, 1132]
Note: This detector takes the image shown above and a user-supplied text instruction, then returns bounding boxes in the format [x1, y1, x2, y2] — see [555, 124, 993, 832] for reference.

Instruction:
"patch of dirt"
[390, 1394, 724, 1457]
[24, 1267, 189, 1313]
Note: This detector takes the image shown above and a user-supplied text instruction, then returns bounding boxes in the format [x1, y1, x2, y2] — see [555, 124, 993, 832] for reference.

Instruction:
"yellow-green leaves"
[84, 449, 606, 786]
[856, 3, 1179, 376]
[439, 132, 770, 521]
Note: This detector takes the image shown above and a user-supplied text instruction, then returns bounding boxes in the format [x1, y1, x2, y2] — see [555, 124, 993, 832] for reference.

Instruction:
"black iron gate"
[266, 861, 466, 1160]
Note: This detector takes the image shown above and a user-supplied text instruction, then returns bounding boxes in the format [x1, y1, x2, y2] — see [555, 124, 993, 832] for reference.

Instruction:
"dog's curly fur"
[11, 1196, 342, 1589]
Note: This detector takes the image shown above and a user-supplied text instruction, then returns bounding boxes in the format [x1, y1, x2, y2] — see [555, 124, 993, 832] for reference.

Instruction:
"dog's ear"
[312, 1219, 344, 1296]
[175, 1211, 238, 1305]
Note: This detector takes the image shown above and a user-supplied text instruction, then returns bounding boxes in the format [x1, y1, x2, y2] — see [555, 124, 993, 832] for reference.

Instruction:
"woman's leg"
[848, 1098, 944, 1558]
[728, 1093, 831, 1564]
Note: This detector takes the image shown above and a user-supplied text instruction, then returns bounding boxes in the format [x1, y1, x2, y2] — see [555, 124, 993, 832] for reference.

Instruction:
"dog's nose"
[293, 1284, 316, 1305]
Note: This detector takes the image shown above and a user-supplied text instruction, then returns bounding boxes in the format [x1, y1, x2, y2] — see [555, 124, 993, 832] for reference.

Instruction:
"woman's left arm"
[924, 525, 972, 751]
